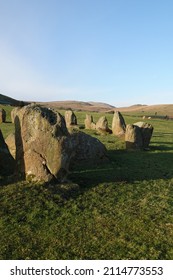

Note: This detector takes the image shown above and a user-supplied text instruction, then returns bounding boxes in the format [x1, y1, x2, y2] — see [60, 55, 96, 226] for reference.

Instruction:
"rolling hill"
[118, 104, 173, 117]
[0, 93, 29, 106]
[37, 100, 116, 112]
[0, 93, 173, 116]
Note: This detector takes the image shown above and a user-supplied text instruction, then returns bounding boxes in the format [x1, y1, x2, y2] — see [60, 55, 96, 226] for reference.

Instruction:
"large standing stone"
[112, 111, 126, 136]
[64, 110, 77, 128]
[134, 122, 154, 148]
[70, 131, 108, 164]
[11, 107, 21, 123]
[0, 129, 15, 175]
[0, 108, 6, 123]
[96, 116, 111, 134]
[14, 105, 76, 182]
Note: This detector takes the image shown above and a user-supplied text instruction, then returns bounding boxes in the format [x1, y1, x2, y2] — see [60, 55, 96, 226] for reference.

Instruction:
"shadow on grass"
[153, 133, 173, 136]
[150, 143, 173, 151]
[69, 148, 173, 188]
[1, 146, 173, 201]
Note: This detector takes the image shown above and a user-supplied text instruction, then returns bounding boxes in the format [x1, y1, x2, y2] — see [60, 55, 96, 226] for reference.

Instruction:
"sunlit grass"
[0, 105, 173, 259]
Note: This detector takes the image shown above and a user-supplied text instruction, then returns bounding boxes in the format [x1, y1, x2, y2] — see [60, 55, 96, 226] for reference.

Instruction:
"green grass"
[0, 105, 14, 138]
[0, 106, 173, 259]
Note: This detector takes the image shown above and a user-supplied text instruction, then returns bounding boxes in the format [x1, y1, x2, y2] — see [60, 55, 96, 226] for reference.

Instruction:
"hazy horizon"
[1, 0, 173, 107]
[2, 92, 173, 109]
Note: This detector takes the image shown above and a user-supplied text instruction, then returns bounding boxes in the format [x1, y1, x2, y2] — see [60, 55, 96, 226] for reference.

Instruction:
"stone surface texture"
[14, 105, 76, 182]
[112, 111, 126, 136]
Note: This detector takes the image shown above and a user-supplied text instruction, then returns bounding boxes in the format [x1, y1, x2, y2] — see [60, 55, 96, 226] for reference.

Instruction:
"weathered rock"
[91, 122, 96, 130]
[125, 124, 143, 150]
[11, 107, 21, 123]
[96, 116, 108, 131]
[96, 116, 111, 134]
[64, 110, 77, 128]
[0, 129, 15, 175]
[84, 114, 96, 129]
[112, 111, 126, 136]
[0, 108, 6, 123]
[134, 122, 154, 148]
[14, 105, 76, 182]
[125, 122, 153, 150]
[70, 131, 108, 164]
[5, 133, 16, 159]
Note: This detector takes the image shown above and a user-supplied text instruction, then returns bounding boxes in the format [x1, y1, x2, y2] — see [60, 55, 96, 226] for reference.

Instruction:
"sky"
[0, 0, 173, 106]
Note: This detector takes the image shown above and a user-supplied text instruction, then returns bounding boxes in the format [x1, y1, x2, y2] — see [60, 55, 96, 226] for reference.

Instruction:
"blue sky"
[0, 0, 173, 106]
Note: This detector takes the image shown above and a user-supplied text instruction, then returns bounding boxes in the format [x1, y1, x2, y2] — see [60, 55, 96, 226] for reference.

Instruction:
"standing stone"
[64, 110, 77, 128]
[84, 114, 96, 129]
[14, 105, 77, 182]
[90, 122, 96, 129]
[125, 124, 143, 150]
[11, 107, 20, 123]
[0, 129, 15, 175]
[112, 111, 126, 136]
[134, 122, 154, 148]
[96, 116, 111, 134]
[70, 131, 108, 164]
[0, 108, 6, 123]
[125, 122, 153, 150]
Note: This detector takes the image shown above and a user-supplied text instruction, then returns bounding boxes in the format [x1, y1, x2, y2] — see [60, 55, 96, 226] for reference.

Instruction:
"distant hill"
[128, 104, 147, 108]
[0, 93, 29, 106]
[117, 104, 173, 117]
[1, 93, 173, 116]
[37, 100, 116, 112]
[89, 101, 115, 108]
[40, 100, 173, 116]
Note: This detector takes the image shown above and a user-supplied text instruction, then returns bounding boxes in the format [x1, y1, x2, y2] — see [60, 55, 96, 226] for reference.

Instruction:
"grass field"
[0, 105, 173, 259]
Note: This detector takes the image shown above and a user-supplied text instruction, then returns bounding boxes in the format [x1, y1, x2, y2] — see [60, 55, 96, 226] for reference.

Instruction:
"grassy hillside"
[118, 104, 173, 118]
[0, 106, 173, 259]
[0, 105, 15, 138]
[38, 100, 116, 113]
[0, 93, 29, 107]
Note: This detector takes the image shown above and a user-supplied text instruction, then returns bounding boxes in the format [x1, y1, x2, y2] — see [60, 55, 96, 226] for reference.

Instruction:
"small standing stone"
[96, 116, 111, 134]
[112, 111, 126, 136]
[134, 122, 153, 149]
[125, 122, 154, 150]
[125, 124, 143, 149]
[84, 114, 95, 129]
[64, 110, 77, 128]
